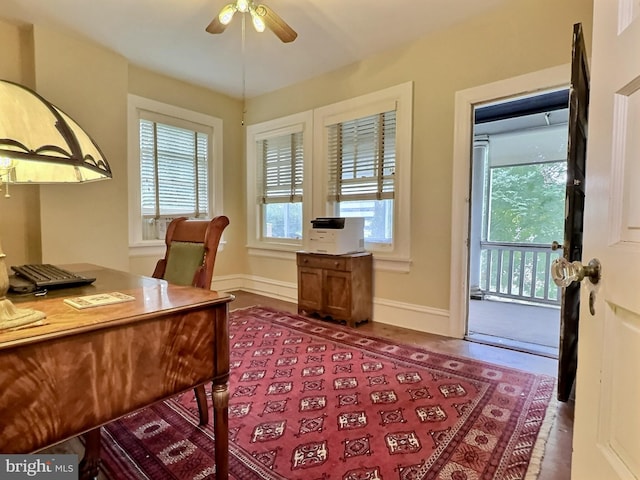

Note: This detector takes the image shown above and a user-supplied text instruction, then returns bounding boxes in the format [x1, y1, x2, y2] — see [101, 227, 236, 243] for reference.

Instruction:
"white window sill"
[248, 246, 299, 260]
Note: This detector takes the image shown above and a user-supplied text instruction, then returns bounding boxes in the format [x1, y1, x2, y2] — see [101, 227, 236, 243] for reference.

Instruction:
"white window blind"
[140, 119, 209, 218]
[246, 111, 311, 249]
[327, 110, 396, 202]
[258, 131, 303, 204]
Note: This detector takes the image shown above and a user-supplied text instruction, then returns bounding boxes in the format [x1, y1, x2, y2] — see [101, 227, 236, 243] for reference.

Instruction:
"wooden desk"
[0, 264, 233, 479]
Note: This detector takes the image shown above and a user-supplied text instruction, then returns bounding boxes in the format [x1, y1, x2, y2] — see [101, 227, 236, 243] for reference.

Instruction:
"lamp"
[0, 80, 112, 331]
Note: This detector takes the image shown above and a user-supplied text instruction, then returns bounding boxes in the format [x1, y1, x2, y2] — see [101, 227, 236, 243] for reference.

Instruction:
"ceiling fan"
[206, 0, 298, 43]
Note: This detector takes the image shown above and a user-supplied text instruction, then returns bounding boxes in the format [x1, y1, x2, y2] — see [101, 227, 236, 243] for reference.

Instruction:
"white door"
[570, 0, 640, 478]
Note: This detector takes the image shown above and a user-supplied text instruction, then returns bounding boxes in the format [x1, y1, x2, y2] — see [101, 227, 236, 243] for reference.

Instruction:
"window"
[245, 83, 412, 270]
[246, 111, 313, 252]
[139, 120, 209, 240]
[327, 110, 396, 246]
[128, 95, 223, 251]
[314, 82, 412, 270]
[258, 130, 303, 240]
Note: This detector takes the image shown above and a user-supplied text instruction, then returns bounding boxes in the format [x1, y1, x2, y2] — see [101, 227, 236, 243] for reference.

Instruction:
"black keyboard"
[11, 264, 96, 288]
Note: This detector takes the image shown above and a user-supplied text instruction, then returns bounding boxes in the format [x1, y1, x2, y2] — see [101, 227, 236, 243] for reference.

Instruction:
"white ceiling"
[1, 0, 509, 99]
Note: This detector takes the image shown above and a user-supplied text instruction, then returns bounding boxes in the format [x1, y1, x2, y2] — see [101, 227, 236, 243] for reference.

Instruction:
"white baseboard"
[211, 274, 297, 303]
[210, 274, 245, 293]
[211, 274, 452, 337]
[373, 298, 451, 338]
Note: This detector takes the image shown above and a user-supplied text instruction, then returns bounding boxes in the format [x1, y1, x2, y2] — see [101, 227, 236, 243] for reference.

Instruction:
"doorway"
[465, 90, 569, 357]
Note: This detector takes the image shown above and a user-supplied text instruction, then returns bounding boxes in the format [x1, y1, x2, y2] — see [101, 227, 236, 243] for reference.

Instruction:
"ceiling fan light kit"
[218, 4, 237, 25]
[250, 8, 266, 32]
[236, 0, 250, 12]
[207, 0, 297, 43]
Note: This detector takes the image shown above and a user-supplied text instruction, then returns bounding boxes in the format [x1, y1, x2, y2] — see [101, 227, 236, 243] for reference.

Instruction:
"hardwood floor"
[230, 290, 574, 480]
[48, 290, 572, 479]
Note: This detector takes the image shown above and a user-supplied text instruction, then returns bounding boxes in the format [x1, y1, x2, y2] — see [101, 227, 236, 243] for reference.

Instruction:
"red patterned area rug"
[99, 306, 556, 480]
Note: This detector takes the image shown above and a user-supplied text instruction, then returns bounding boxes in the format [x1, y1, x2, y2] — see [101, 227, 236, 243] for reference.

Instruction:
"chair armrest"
[192, 266, 208, 290]
[152, 259, 166, 279]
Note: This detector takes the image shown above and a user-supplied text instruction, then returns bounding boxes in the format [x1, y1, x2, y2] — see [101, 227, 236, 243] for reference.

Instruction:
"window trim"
[127, 95, 224, 255]
[246, 111, 313, 252]
[313, 82, 413, 268]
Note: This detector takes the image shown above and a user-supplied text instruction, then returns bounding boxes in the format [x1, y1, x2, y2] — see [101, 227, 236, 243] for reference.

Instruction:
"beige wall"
[33, 26, 130, 270]
[1, 21, 244, 279]
[0, 19, 41, 268]
[244, 0, 593, 311]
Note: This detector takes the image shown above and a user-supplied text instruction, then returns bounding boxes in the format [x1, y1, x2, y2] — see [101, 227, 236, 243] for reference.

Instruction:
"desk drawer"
[297, 253, 348, 271]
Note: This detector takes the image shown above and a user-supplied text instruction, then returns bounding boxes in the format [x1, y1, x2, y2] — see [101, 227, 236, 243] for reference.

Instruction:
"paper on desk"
[63, 292, 135, 309]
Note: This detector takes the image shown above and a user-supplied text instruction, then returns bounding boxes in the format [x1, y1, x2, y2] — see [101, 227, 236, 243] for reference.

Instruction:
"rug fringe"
[524, 381, 559, 479]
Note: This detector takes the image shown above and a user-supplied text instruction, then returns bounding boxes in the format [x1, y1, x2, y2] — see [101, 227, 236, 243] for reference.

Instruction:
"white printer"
[309, 217, 365, 255]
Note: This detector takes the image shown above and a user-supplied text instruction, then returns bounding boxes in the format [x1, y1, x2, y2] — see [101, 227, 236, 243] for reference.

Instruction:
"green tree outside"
[481, 161, 566, 301]
[488, 161, 566, 244]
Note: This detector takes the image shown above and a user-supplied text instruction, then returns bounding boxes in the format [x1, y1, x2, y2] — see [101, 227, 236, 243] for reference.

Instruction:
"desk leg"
[212, 382, 229, 479]
[79, 428, 101, 480]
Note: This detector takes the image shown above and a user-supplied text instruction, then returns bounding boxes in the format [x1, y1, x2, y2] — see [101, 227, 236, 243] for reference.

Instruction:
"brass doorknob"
[551, 257, 601, 287]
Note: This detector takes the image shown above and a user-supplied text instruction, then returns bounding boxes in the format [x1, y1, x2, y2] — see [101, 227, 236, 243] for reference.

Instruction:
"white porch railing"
[478, 242, 561, 305]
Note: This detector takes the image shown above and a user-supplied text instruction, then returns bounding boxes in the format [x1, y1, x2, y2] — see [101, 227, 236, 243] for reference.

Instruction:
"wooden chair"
[79, 215, 230, 479]
[152, 215, 230, 425]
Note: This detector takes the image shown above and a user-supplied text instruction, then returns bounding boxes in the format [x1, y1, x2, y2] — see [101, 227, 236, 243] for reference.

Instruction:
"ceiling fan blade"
[205, 16, 228, 34]
[255, 4, 297, 43]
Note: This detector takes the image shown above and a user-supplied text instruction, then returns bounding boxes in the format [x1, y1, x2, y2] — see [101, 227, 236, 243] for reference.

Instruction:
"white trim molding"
[449, 64, 570, 339]
[212, 274, 298, 303]
[212, 274, 450, 335]
[373, 298, 450, 337]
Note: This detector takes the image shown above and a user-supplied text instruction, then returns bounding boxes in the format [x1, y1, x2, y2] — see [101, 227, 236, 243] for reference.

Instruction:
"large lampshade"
[0, 79, 112, 331]
[0, 80, 112, 183]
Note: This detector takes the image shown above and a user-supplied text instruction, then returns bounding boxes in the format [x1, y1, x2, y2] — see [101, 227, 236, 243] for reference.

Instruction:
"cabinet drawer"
[297, 253, 348, 271]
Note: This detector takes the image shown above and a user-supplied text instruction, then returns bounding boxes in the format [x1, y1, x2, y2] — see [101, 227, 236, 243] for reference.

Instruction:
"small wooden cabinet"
[296, 251, 373, 327]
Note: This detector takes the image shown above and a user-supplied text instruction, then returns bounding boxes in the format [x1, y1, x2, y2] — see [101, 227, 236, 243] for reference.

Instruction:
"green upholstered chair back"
[163, 241, 206, 286]
[152, 216, 230, 289]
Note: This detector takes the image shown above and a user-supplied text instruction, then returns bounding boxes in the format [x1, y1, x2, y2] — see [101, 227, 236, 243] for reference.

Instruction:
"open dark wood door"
[557, 23, 590, 402]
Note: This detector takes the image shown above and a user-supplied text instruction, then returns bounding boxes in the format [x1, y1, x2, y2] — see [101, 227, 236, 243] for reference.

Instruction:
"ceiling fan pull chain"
[241, 12, 246, 126]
